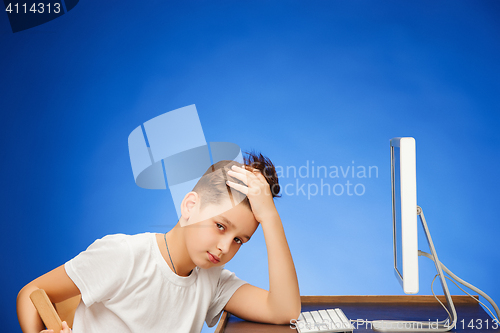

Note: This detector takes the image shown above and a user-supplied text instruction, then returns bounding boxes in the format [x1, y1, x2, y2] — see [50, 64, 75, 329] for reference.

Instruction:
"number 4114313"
[5, 3, 61, 14]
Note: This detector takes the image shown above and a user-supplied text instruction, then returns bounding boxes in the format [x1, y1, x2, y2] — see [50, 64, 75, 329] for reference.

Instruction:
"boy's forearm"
[261, 211, 301, 321]
[17, 284, 46, 333]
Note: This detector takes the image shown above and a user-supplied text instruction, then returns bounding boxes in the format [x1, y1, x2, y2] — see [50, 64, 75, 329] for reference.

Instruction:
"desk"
[215, 295, 499, 333]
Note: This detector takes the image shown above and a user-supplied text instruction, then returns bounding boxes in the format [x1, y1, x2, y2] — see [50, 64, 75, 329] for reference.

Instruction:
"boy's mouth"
[207, 252, 220, 263]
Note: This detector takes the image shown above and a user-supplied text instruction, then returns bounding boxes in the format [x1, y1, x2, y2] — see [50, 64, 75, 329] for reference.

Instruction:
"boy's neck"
[156, 223, 196, 277]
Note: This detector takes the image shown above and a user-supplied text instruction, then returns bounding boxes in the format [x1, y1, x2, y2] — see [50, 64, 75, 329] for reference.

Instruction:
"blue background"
[1, 1, 499, 332]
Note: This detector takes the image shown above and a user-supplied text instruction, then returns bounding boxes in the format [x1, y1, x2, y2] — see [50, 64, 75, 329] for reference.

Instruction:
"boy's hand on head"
[226, 165, 278, 223]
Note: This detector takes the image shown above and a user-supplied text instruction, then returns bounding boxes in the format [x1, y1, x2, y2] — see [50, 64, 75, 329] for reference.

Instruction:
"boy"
[17, 152, 301, 333]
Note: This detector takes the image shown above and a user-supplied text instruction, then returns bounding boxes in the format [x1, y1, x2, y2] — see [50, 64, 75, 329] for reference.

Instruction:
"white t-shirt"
[64, 232, 248, 333]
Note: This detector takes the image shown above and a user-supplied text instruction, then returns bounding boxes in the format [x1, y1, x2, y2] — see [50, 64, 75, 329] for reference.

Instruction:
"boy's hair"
[192, 151, 281, 212]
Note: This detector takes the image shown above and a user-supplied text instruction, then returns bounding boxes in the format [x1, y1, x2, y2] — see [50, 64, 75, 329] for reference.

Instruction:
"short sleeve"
[64, 234, 132, 307]
[205, 268, 248, 327]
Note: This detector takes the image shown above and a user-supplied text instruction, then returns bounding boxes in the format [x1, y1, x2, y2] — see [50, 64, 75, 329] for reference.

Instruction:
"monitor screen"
[392, 145, 403, 280]
[390, 137, 418, 294]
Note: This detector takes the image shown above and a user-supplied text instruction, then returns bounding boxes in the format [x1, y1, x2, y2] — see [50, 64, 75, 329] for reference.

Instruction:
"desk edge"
[300, 295, 479, 304]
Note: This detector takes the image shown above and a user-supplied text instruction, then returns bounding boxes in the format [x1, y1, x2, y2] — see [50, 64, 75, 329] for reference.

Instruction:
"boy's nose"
[217, 238, 232, 255]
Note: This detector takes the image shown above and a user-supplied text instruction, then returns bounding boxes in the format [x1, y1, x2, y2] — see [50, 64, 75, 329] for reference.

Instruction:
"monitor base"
[373, 206, 457, 332]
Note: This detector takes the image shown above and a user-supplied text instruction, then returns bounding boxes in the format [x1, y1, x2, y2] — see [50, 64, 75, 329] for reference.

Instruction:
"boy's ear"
[180, 191, 199, 220]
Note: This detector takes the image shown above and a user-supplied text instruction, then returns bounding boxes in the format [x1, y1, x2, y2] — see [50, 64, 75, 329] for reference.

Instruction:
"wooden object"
[29, 289, 81, 330]
[215, 311, 231, 333]
[29, 289, 63, 332]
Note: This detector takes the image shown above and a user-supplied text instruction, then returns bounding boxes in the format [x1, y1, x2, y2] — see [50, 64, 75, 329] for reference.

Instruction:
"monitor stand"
[372, 206, 457, 332]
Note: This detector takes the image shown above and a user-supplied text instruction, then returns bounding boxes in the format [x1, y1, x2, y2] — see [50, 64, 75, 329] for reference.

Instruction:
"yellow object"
[29, 289, 81, 331]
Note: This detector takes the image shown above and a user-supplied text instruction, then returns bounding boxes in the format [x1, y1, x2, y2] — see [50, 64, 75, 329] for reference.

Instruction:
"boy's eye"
[216, 223, 243, 245]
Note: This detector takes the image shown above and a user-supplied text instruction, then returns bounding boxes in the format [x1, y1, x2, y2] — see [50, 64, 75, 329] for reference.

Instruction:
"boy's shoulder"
[96, 232, 154, 241]
[88, 232, 155, 253]
[93, 232, 152, 242]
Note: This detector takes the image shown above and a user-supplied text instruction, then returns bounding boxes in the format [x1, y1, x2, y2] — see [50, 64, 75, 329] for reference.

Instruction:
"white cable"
[430, 272, 499, 324]
[419, 250, 500, 323]
[430, 274, 453, 320]
[350, 253, 499, 328]
[444, 275, 499, 322]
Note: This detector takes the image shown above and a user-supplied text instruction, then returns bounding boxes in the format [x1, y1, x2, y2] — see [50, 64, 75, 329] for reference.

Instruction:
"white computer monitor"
[372, 137, 460, 331]
[391, 137, 419, 294]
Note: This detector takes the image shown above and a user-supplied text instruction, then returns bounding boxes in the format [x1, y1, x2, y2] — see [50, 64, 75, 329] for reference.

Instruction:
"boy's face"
[183, 198, 259, 269]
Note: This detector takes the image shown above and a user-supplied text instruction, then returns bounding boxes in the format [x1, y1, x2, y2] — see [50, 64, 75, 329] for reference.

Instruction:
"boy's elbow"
[274, 313, 299, 325]
[273, 305, 301, 325]
[17, 284, 39, 302]
[17, 284, 30, 300]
